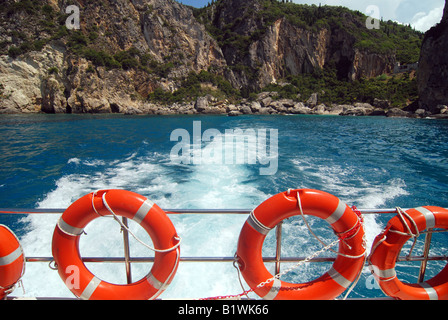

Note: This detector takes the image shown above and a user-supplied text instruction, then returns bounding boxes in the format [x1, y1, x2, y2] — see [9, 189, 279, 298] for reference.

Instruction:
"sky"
[178, 0, 446, 32]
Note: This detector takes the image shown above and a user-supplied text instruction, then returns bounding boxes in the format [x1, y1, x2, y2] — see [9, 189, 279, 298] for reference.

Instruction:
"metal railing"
[1, 208, 447, 298]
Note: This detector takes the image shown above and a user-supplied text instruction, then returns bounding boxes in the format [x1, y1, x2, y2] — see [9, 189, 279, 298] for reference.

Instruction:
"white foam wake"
[16, 135, 269, 299]
[14, 137, 410, 299]
[291, 157, 409, 251]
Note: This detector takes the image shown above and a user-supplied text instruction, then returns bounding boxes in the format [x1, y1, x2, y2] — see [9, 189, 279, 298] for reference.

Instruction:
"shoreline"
[1, 93, 447, 119]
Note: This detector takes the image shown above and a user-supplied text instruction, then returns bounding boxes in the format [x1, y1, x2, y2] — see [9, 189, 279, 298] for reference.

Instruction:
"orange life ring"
[52, 189, 180, 300]
[0, 224, 25, 300]
[369, 206, 448, 300]
[236, 189, 366, 300]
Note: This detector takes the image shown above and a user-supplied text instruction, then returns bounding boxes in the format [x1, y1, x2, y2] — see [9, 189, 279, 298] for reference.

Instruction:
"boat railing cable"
[1, 208, 447, 299]
[0, 208, 405, 215]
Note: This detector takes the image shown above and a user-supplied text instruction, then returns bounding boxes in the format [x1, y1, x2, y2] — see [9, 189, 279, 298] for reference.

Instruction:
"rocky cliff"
[202, 0, 395, 90]
[0, 0, 227, 114]
[418, 0, 448, 114]
[0, 0, 421, 114]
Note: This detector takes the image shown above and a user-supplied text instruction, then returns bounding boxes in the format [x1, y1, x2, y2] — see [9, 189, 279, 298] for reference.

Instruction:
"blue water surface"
[0, 114, 447, 299]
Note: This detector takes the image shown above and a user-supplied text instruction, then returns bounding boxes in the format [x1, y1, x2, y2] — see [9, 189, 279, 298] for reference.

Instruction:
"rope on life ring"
[52, 189, 181, 300]
[369, 206, 448, 300]
[235, 189, 366, 300]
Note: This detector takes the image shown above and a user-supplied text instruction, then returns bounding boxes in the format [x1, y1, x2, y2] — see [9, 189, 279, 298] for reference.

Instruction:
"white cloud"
[410, 6, 444, 32]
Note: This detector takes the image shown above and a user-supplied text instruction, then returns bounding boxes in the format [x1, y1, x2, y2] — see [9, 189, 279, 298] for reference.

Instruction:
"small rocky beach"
[132, 92, 448, 119]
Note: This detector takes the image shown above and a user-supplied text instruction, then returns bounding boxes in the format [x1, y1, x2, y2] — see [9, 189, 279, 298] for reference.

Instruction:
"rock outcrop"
[0, 0, 421, 114]
[0, 42, 67, 114]
[140, 0, 226, 74]
[418, 0, 448, 113]
[0, 0, 227, 114]
[207, 0, 395, 90]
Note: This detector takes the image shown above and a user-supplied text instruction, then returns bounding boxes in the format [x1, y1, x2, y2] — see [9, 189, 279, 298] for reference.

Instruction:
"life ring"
[0, 224, 25, 300]
[236, 189, 366, 300]
[52, 189, 180, 300]
[369, 206, 448, 300]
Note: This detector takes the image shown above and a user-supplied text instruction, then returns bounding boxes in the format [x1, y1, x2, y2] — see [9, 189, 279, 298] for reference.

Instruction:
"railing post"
[418, 229, 433, 283]
[275, 222, 283, 275]
[121, 217, 132, 284]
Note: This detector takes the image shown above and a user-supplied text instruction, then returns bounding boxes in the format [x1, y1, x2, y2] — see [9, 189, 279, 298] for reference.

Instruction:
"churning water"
[0, 114, 447, 299]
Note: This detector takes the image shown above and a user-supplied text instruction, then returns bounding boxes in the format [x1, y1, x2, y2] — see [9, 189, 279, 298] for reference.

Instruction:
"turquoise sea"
[0, 114, 447, 299]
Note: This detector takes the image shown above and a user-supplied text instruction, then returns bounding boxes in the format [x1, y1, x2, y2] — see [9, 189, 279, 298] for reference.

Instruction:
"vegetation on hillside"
[1, 0, 423, 107]
[192, 0, 422, 107]
[260, 66, 418, 107]
[1, 1, 69, 58]
[148, 70, 239, 104]
[194, 0, 423, 64]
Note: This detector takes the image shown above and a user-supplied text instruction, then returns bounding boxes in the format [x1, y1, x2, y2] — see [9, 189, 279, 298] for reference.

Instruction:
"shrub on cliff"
[114, 49, 140, 70]
[6, 0, 39, 16]
[148, 71, 239, 103]
[67, 31, 89, 54]
[260, 66, 418, 107]
[83, 49, 121, 69]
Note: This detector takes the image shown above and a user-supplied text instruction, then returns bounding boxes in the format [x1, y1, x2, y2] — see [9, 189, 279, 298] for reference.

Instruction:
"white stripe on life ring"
[80, 276, 102, 300]
[133, 199, 155, 224]
[328, 267, 352, 289]
[57, 218, 84, 237]
[415, 207, 436, 229]
[262, 278, 281, 300]
[0, 246, 22, 266]
[325, 200, 346, 225]
[247, 211, 272, 235]
[420, 282, 438, 300]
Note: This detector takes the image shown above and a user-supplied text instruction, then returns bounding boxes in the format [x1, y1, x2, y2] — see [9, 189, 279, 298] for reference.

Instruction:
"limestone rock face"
[0, 43, 67, 114]
[42, 77, 67, 114]
[0, 0, 417, 114]
[418, 0, 448, 113]
[0, 0, 228, 114]
[208, 0, 395, 90]
[140, 0, 226, 74]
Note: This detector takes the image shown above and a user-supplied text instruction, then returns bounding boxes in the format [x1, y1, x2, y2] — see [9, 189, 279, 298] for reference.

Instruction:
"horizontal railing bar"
[0, 208, 254, 215]
[0, 208, 252, 215]
[397, 255, 448, 262]
[27, 256, 334, 263]
[0, 208, 426, 215]
[0, 208, 66, 214]
[6, 206, 447, 301]
[26, 255, 448, 264]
